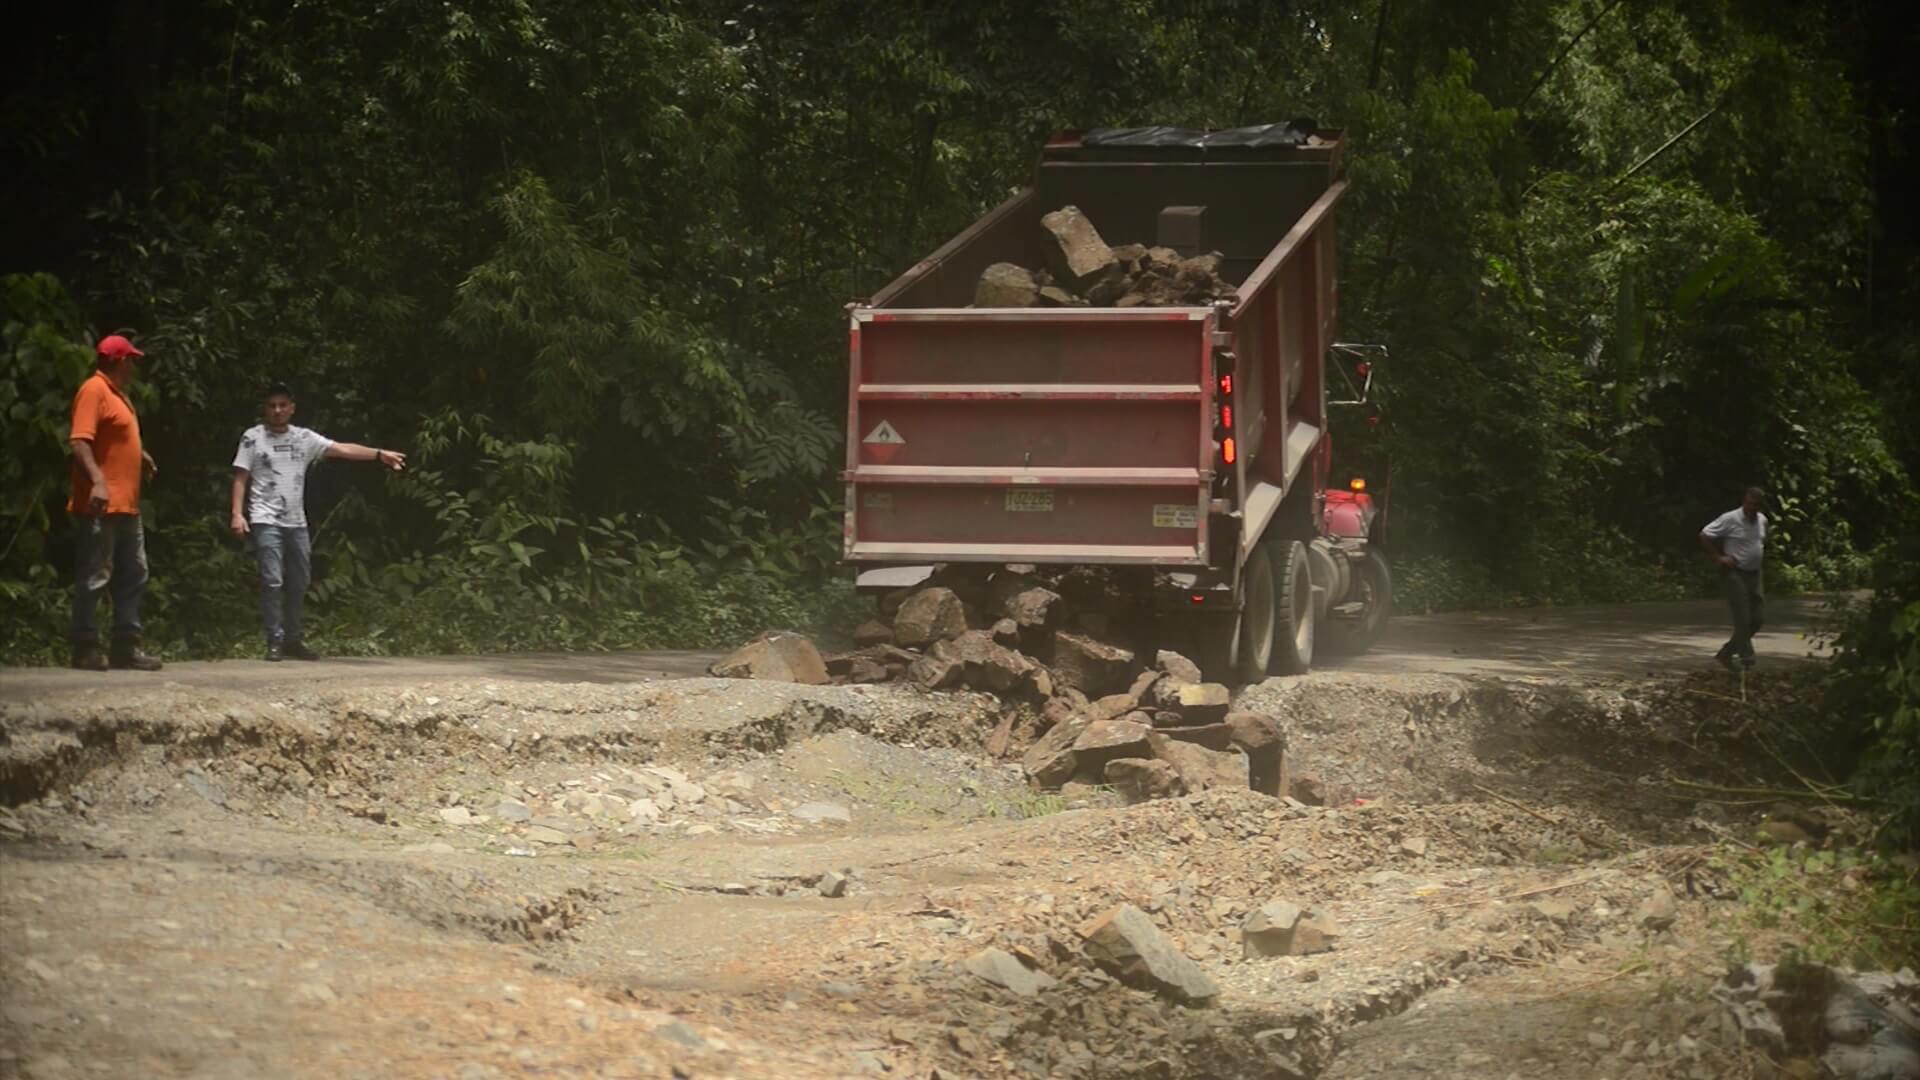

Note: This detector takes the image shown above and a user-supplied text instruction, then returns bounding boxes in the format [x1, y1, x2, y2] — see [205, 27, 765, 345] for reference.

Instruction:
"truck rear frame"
[842, 129, 1388, 679]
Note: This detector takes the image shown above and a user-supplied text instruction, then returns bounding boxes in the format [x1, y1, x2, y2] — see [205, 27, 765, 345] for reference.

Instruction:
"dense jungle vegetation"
[5, 1, 1918, 816]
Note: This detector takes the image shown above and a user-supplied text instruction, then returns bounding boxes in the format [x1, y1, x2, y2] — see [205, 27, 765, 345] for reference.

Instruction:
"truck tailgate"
[844, 308, 1215, 566]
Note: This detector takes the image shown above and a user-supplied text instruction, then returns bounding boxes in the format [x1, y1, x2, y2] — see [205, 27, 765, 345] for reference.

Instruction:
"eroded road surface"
[0, 594, 1838, 702]
[0, 598, 1849, 1079]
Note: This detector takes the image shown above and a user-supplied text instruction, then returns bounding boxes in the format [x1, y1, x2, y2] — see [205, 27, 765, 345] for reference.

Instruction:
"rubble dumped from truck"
[970, 204, 1238, 309]
[711, 565, 1290, 802]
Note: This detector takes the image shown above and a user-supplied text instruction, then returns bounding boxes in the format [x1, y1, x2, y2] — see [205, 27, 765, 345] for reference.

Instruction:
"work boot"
[108, 639, 163, 671]
[283, 641, 320, 662]
[265, 641, 284, 662]
[1713, 653, 1736, 673]
[70, 642, 108, 672]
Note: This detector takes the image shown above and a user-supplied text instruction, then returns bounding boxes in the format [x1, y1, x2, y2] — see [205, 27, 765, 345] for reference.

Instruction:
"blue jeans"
[71, 514, 148, 645]
[252, 524, 312, 645]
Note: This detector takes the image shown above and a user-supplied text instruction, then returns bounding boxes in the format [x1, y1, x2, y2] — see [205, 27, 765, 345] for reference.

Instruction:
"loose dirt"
[0, 611, 1866, 1079]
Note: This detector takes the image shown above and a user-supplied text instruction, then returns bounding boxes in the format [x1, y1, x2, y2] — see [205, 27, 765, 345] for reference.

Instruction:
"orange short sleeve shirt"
[68, 372, 144, 515]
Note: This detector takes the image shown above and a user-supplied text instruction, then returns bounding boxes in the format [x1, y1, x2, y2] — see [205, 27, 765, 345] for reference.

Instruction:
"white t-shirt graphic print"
[233, 424, 334, 527]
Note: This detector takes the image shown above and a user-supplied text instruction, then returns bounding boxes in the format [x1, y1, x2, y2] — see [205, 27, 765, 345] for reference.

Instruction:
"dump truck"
[842, 124, 1390, 682]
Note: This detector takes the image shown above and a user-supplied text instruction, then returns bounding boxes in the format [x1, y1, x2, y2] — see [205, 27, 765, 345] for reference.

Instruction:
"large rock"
[1241, 900, 1304, 958]
[1294, 909, 1343, 954]
[1004, 588, 1064, 629]
[709, 632, 829, 685]
[1023, 714, 1092, 787]
[1155, 649, 1204, 684]
[991, 573, 1064, 629]
[1175, 682, 1232, 724]
[1149, 733, 1249, 791]
[1040, 205, 1121, 287]
[907, 654, 962, 690]
[964, 947, 1057, 997]
[1242, 901, 1341, 957]
[1071, 718, 1153, 772]
[1224, 712, 1287, 796]
[852, 620, 894, 647]
[1051, 631, 1135, 696]
[1087, 695, 1145, 723]
[1104, 758, 1187, 803]
[893, 587, 968, 647]
[975, 262, 1040, 307]
[847, 657, 892, 684]
[1223, 712, 1284, 751]
[932, 630, 1049, 698]
[1126, 668, 1163, 706]
[1078, 904, 1219, 1004]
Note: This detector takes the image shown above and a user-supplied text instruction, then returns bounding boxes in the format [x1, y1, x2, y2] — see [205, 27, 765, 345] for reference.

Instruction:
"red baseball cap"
[96, 335, 145, 360]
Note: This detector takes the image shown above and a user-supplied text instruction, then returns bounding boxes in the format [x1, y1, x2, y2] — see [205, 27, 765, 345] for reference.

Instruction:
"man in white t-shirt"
[1698, 486, 1767, 671]
[230, 382, 406, 660]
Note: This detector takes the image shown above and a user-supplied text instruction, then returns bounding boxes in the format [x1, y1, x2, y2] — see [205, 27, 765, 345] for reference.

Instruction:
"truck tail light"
[1216, 359, 1237, 474]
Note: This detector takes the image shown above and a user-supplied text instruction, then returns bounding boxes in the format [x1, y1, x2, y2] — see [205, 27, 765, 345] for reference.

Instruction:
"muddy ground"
[0, 598, 1872, 1079]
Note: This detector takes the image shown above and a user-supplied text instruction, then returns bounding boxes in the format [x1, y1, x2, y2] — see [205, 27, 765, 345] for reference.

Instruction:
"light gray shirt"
[233, 424, 334, 527]
[1702, 508, 1766, 571]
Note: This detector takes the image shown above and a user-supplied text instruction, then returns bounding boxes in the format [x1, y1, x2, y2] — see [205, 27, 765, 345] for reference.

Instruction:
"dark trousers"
[252, 524, 312, 645]
[1717, 568, 1764, 662]
[70, 513, 147, 646]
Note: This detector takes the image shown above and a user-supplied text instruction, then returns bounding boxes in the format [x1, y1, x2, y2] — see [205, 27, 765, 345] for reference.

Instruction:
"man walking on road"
[68, 334, 163, 671]
[230, 382, 405, 661]
[1700, 486, 1767, 671]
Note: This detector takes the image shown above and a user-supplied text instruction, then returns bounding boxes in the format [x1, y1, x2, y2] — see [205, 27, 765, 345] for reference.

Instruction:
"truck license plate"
[1005, 489, 1055, 513]
[1153, 504, 1198, 528]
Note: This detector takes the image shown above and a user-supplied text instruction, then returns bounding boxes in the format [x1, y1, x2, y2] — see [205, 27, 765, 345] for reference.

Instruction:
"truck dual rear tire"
[1234, 544, 1278, 684]
[1270, 540, 1316, 675]
[1321, 548, 1392, 655]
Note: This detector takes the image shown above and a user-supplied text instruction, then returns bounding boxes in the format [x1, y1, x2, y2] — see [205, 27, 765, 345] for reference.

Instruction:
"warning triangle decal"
[863, 420, 906, 445]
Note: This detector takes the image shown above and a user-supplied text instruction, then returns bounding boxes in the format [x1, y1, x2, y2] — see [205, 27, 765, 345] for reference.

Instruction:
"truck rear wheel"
[1234, 544, 1278, 685]
[1271, 540, 1316, 675]
[1322, 548, 1392, 655]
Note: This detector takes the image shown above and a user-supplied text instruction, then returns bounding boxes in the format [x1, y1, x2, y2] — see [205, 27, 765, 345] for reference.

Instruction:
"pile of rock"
[711, 567, 1287, 801]
[973, 205, 1237, 309]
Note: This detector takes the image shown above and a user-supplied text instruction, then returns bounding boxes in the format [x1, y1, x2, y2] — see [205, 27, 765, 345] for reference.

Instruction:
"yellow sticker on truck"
[1153, 503, 1199, 528]
[1005, 488, 1054, 513]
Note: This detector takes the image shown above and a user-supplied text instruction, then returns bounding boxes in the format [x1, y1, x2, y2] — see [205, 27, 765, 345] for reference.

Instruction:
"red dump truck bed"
[844, 129, 1349, 581]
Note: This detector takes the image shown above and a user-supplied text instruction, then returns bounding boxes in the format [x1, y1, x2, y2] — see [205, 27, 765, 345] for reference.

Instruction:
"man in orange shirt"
[68, 334, 163, 671]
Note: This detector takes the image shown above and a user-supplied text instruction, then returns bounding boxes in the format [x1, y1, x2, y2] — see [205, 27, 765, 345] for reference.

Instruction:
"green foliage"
[1827, 516, 1920, 840]
[3, 0, 1916, 665]
[1, 275, 95, 573]
[1718, 844, 1920, 969]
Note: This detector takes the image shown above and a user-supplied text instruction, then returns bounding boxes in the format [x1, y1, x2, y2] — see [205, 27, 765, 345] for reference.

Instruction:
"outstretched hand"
[377, 448, 408, 471]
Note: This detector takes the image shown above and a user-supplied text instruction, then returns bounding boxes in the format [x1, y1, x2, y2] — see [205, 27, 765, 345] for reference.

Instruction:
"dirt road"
[0, 594, 1839, 702]
[0, 599, 1857, 1079]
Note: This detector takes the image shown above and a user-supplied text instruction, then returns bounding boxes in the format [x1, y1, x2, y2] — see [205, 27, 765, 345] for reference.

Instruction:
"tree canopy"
[4, 0, 1917, 662]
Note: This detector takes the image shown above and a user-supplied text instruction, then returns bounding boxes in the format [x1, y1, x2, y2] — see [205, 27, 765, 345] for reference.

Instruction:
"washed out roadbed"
[0, 664, 1878, 1079]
